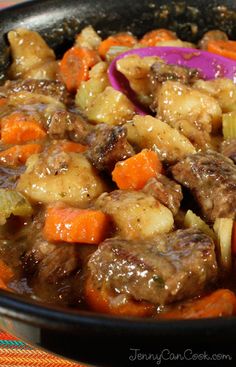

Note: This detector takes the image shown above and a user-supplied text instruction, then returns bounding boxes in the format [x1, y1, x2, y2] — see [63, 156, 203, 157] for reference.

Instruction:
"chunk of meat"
[88, 229, 217, 305]
[47, 110, 92, 144]
[23, 237, 79, 284]
[151, 61, 200, 86]
[171, 151, 236, 221]
[96, 190, 173, 239]
[142, 175, 183, 215]
[86, 124, 134, 171]
[221, 139, 236, 164]
[3, 80, 71, 105]
[22, 235, 80, 305]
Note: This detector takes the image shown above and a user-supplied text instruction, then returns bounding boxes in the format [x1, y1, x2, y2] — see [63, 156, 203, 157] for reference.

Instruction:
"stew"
[0, 25, 236, 319]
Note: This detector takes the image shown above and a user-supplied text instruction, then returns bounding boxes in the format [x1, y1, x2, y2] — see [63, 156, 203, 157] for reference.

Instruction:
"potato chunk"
[75, 25, 102, 50]
[96, 190, 173, 240]
[87, 86, 135, 125]
[116, 55, 162, 106]
[75, 62, 109, 111]
[193, 78, 236, 113]
[8, 28, 57, 80]
[156, 81, 222, 148]
[17, 152, 107, 207]
[125, 115, 195, 163]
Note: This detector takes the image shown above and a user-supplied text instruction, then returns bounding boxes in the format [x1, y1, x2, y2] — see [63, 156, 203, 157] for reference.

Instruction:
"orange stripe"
[0, 331, 19, 341]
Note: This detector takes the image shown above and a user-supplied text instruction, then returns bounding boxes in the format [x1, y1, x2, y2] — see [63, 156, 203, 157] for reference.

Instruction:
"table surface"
[0, 1, 86, 365]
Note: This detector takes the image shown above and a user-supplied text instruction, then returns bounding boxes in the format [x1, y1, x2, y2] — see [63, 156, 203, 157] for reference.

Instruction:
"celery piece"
[213, 218, 233, 271]
[105, 46, 131, 62]
[222, 111, 236, 139]
[0, 189, 33, 225]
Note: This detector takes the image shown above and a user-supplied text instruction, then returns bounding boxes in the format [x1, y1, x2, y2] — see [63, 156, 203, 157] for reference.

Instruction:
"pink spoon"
[108, 46, 236, 114]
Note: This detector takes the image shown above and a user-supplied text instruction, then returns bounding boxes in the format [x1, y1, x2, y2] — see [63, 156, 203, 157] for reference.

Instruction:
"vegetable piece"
[43, 206, 109, 245]
[125, 115, 196, 163]
[184, 210, 216, 240]
[105, 46, 131, 62]
[86, 86, 135, 125]
[213, 218, 234, 271]
[59, 47, 99, 93]
[112, 149, 162, 190]
[0, 144, 42, 166]
[140, 29, 177, 47]
[75, 25, 102, 50]
[0, 260, 14, 284]
[8, 28, 56, 80]
[208, 40, 236, 60]
[0, 260, 14, 291]
[75, 61, 109, 111]
[232, 222, 236, 255]
[98, 33, 137, 59]
[159, 289, 236, 319]
[0, 279, 8, 290]
[61, 141, 87, 153]
[193, 78, 236, 113]
[0, 189, 33, 225]
[17, 152, 107, 206]
[222, 111, 236, 139]
[85, 277, 154, 317]
[1, 112, 46, 144]
[96, 191, 174, 240]
[0, 98, 7, 107]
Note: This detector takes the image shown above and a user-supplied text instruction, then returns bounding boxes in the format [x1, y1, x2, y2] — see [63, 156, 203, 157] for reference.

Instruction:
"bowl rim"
[1, 289, 236, 335]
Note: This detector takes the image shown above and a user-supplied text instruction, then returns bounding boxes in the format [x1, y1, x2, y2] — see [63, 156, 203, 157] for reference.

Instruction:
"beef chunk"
[142, 175, 183, 215]
[171, 151, 236, 221]
[151, 61, 200, 86]
[221, 139, 236, 164]
[23, 237, 80, 284]
[3, 79, 71, 105]
[86, 124, 134, 171]
[47, 110, 92, 144]
[88, 229, 217, 305]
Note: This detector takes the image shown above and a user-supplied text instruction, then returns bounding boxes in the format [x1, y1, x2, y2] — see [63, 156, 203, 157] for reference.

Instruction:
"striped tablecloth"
[0, 1, 86, 366]
[0, 331, 85, 366]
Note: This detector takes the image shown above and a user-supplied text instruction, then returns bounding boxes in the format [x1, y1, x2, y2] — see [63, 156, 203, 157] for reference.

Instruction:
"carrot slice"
[98, 33, 136, 59]
[85, 277, 154, 317]
[1, 112, 46, 144]
[0, 144, 42, 166]
[140, 29, 177, 47]
[0, 98, 7, 107]
[61, 141, 88, 153]
[112, 149, 162, 190]
[159, 289, 236, 319]
[207, 40, 236, 61]
[60, 47, 99, 93]
[0, 259, 14, 291]
[43, 207, 109, 245]
[0, 278, 8, 290]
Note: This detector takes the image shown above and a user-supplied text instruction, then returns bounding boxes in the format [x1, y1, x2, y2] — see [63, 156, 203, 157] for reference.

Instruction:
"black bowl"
[0, 1, 236, 366]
